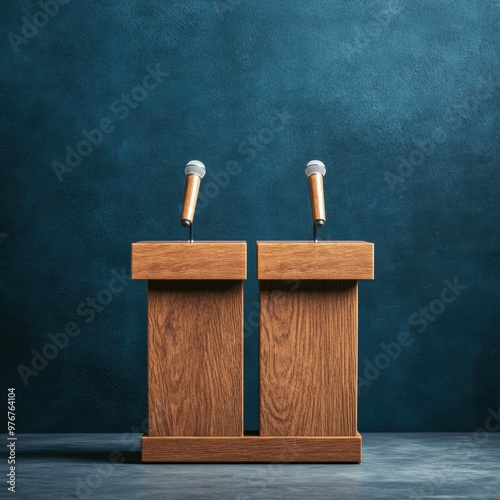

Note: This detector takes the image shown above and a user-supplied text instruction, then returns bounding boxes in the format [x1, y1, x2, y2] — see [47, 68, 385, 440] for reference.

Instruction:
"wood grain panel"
[132, 242, 246, 280]
[260, 280, 358, 436]
[142, 433, 361, 462]
[148, 280, 243, 436]
[256, 241, 373, 280]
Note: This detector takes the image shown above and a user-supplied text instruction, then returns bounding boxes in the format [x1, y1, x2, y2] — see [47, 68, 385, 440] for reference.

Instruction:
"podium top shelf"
[132, 241, 246, 280]
[256, 241, 374, 280]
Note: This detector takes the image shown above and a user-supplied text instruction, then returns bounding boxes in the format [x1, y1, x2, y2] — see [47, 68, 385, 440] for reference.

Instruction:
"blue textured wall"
[1, 0, 499, 432]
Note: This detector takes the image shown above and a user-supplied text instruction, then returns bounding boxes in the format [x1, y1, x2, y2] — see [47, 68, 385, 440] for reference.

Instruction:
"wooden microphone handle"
[181, 174, 201, 225]
[308, 173, 326, 225]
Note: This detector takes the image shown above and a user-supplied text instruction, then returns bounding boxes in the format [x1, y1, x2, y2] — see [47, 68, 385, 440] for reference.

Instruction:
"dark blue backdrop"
[1, 0, 499, 432]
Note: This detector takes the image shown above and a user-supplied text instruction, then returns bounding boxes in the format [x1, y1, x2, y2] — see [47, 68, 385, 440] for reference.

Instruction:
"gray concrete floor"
[1, 433, 499, 499]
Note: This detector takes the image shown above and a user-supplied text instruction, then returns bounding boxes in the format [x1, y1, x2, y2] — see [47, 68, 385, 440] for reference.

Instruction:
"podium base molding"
[141, 433, 361, 463]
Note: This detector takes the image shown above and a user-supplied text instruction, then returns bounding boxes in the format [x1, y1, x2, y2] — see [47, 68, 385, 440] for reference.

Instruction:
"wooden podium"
[257, 241, 374, 462]
[132, 239, 373, 462]
[131, 241, 247, 460]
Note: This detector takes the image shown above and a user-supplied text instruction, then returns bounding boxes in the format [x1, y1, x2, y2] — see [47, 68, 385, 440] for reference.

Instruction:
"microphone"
[305, 160, 326, 228]
[181, 160, 206, 229]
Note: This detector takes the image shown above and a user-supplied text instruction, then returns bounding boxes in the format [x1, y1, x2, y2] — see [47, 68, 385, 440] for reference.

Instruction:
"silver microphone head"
[185, 160, 206, 178]
[305, 160, 326, 177]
